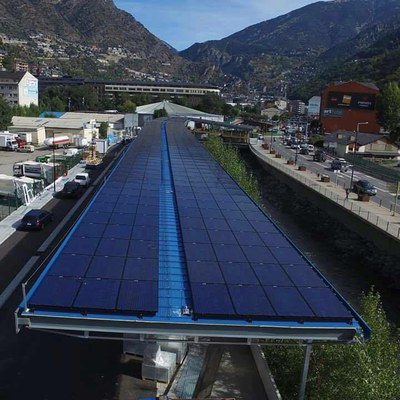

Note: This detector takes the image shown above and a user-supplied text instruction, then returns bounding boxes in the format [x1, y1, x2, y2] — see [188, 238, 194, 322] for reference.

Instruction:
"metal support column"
[298, 341, 313, 400]
[193, 345, 224, 398]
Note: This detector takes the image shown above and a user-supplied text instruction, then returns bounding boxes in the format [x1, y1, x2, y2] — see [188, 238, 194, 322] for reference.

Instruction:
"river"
[241, 148, 400, 325]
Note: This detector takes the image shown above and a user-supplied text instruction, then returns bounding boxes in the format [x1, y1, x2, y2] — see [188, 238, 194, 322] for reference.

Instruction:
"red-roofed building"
[320, 81, 381, 134]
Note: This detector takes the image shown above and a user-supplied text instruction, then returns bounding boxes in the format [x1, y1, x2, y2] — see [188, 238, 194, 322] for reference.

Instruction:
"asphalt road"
[0, 142, 138, 400]
[271, 140, 399, 212]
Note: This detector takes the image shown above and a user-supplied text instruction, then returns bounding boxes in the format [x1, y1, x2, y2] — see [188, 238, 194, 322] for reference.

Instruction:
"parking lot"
[0, 147, 62, 176]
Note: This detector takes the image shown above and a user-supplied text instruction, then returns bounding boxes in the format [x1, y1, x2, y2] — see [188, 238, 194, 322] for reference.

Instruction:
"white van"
[63, 148, 79, 156]
[74, 172, 91, 187]
[307, 144, 315, 152]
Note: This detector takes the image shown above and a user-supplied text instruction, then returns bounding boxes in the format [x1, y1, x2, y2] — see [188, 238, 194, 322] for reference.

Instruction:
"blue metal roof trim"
[158, 121, 192, 318]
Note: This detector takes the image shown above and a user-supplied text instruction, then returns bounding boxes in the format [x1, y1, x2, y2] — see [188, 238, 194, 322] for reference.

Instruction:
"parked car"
[59, 181, 84, 198]
[74, 172, 91, 187]
[299, 148, 309, 155]
[313, 149, 327, 162]
[19, 209, 53, 230]
[353, 180, 377, 196]
[331, 158, 350, 172]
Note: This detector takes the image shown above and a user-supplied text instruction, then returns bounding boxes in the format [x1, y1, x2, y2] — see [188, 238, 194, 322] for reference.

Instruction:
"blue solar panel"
[200, 208, 223, 219]
[252, 263, 293, 286]
[90, 202, 116, 213]
[187, 261, 224, 283]
[178, 207, 202, 218]
[86, 256, 125, 279]
[241, 246, 277, 264]
[263, 286, 315, 318]
[250, 221, 279, 234]
[270, 247, 304, 264]
[191, 283, 235, 316]
[123, 258, 158, 280]
[241, 210, 265, 220]
[213, 244, 247, 263]
[207, 230, 237, 245]
[181, 228, 210, 243]
[83, 212, 112, 224]
[74, 279, 120, 310]
[221, 210, 246, 220]
[63, 237, 100, 255]
[219, 262, 259, 284]
[134, 214, 159, 227]
[137, 204, 159, 215]
[128, 240, 159, 259]
[117, 281, 158, 313]
[180, 217, 206, 230]
[234, 231, 264, 246]
[282, 264, 328, 287]
[131, 226, 159, 241]
[227, 219, 254, 232]
[258, 233, 291, 247]
[109, 212, 136, 225]
[73, 223, 106, 238]
[229, 285, 276, 317]
[28, 276, 81, 309]
[184, 243, 216, 261]
[49, 254, 91, 277]
[299, 287, 352, 320]
[203, 218, 230, 231]
[103, 225, 132, 240]
[97, 238, 129, 257]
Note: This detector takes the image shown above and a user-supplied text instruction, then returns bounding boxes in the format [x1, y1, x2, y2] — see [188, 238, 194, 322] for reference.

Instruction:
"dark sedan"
[19, 209, 53, 230]
[353, 180, 378, 196]
[59, 181, 84, 199]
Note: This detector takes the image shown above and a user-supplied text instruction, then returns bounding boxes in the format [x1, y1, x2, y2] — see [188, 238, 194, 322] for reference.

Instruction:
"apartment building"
[0, 71, 38, 106]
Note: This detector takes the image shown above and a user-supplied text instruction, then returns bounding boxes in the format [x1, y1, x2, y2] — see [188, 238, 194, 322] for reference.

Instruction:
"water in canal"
[240, 149, 400, 325]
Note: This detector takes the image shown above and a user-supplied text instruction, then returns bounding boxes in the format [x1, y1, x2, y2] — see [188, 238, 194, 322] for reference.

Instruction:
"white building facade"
[0, 71, 38, 107]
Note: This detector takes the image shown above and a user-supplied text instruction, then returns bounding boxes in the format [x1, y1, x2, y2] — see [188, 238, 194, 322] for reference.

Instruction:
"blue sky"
[114, 1, 324, 51]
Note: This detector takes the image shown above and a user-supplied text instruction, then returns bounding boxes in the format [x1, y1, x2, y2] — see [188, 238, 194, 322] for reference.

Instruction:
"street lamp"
[349, 122, 368, 194]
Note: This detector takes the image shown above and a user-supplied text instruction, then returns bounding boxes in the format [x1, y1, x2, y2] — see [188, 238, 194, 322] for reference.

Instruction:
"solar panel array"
[28, 125, 162, 316]
[27, 117, 353, 325]
[166, 120, 353, 322]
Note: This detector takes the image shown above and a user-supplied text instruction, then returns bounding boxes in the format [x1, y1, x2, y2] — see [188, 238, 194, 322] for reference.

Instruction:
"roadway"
[270, 139, 399, 213]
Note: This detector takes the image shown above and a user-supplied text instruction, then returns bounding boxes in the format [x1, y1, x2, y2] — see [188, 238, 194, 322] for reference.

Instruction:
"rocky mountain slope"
[180, 0, 400, 96]
[0, 0, 192, 80]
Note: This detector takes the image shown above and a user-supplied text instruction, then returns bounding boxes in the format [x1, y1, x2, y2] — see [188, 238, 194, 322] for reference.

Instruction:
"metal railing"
[252, 146, 400, 240]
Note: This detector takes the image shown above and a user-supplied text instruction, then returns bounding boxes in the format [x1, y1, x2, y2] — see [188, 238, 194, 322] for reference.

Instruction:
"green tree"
[204, 135, 261, 201]
[376, 82, 400, 141]
[263, 289, 400, 399]
[99, 122, 108, 139]
[119, 99, 136, 113]
[0, 97, 13, 129]
[154, 108, 168, 118]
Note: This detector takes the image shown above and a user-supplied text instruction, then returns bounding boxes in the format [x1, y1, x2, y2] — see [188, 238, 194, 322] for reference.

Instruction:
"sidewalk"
[250, 143, 400, 241]
[0, 163, 85, 246]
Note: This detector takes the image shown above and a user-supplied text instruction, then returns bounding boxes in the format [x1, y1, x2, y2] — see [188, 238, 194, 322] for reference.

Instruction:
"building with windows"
[307, 96, 321, 117]
[320, 81, 380, 134]
[38, 76, 220, 103]
[0, 71, 38, 106]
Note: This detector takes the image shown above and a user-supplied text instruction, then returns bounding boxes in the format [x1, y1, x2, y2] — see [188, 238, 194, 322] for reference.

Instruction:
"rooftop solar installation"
[19, 118, 370, 343]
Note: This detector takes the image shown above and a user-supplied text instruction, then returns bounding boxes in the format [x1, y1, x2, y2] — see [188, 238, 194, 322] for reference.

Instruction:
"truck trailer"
[0, 132, 18, 151]
[43, 135, 71, 148]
